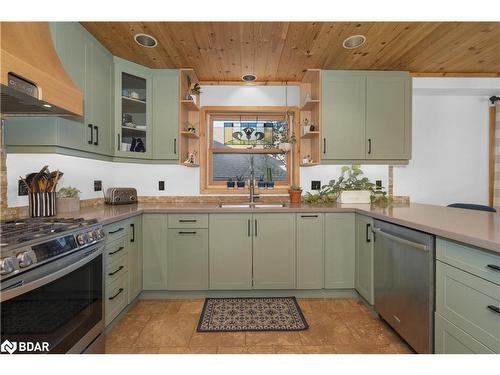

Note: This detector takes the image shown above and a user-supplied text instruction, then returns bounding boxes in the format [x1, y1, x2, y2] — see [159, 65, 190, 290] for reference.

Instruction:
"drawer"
[436, 260, 500, 352]
[105, 273, 127, 326]
[168, 214, 208, 229]
[104, 220, 129, 243]
[105, 237, 128, 266]
[105, 255, 128, 286]
[435, 313, 495, 354]
[436, 238, 500, 285]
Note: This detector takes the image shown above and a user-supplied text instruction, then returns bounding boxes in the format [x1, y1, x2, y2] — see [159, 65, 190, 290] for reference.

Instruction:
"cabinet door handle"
[109, 228, 124, 234]
[179, 219, 196, 223]
[323, 138, 326, 154]
[130, 223, 135, 243]
[254, 219, 258, 237]
[109, 288, 124, 300]
[108, 266, 124, 276]
[109, 246, 125, 255]
[178, 231, 197, 235]
[301, 215, 318, 218]
[117, 134, 120, 151]
[247, 219, 251, 237]
[88, 124, 93, 144]
[368, 138, 372, 154]
[173, 138, 177, 154]
[487, 305, 500, 315]
[486, 264, 500, 272]
[366, 223, 371, 243]
[94, 125, 98, 145]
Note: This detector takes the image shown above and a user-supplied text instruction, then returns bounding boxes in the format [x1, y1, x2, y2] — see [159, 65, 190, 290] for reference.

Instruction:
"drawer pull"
[108, 266, 124, 276]
[301, 215, 318, 218]
[179, 231, 197, 235]
[109, 288, 124, 301]
[179, 219, 197, 223]
[487, 305, 500, 315]
[486, 264, 500, 272]
[366, 223, 371, 243]
[109, 228, 124, 234]
[109, 246, 125, 255]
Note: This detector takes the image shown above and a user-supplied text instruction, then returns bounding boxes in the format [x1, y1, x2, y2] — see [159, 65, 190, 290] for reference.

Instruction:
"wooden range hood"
[0, 22, 83, 118]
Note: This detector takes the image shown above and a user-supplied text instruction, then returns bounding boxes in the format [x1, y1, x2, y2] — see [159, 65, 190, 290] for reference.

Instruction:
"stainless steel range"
[0, 218, 105, 354]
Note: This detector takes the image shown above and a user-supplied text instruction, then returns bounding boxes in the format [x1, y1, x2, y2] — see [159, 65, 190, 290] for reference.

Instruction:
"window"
[201, 108, 298, 193]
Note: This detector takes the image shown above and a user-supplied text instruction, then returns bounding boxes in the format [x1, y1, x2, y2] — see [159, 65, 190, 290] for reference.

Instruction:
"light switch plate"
[94, 180, 102, 192]
[159, 181, 165, 191]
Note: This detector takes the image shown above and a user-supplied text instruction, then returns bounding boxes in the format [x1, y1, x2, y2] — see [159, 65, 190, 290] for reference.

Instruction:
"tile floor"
[105, 298, 414, 354]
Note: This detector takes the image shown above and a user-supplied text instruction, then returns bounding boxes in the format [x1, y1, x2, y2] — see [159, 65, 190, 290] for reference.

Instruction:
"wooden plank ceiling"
[82, 22, 500, 82]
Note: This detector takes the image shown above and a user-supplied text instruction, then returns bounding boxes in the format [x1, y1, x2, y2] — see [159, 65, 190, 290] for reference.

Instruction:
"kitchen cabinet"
[167, 229, 209, 290]
[209, 214, 253, 290]
[296, 213, 324, 289]
[321, 70, 411, 163]
[355, 214, 374, 304]
[324, 213, 355, 289]
[252, 213, 296, 289]
[127, 215, 143, 303]
[152, 70, 179, 160]
[114, 57, 152, 159]
[142, 214, 168, 290]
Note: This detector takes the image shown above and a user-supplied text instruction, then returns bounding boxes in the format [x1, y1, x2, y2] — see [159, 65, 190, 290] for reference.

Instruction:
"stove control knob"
[87, 231, 95, 242]
[16, 251, 33, 268]
[76, 234, 87, 246]
[1, 257, 15, 275]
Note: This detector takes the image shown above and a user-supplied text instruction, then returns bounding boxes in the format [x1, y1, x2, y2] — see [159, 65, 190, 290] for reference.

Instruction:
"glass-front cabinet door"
[114, 58, 152, 158]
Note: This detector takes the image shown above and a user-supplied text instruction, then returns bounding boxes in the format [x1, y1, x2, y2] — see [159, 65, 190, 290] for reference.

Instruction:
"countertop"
[69, 202, 500, 254]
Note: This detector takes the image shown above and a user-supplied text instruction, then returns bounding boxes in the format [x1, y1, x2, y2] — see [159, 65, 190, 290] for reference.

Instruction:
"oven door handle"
[0, 247, 103, 302]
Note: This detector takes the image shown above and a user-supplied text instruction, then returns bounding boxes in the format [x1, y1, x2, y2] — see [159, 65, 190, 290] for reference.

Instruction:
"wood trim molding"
[411, 72, 500, 78]
[489, 106, 496, 207]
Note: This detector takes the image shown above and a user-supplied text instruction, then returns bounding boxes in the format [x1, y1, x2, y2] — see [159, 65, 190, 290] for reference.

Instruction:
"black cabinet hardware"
[117, 134, 120, 151]
[174, 138, 177, 154]
[94, 125, 98, 145]
[179, 231, 197, 235]
[487, 305, 500, 314]
[88, 124, 93, 144]
[109, 228, 124, 234]
[247, 219, 251, 237]
[109, 246, 125, 255]
[323, 138, 326, 154]
[368, 138, 372, 154]
[366, 223, 371, 242]
[109, 288, 124, 300]
[108, 266, 124, 276]
[254, 219, 258, 237]
[301, 214, 318, 218]
[179, 219, 196, 223]
[486, 264, 500, 272]
[130, 223, 135, 243]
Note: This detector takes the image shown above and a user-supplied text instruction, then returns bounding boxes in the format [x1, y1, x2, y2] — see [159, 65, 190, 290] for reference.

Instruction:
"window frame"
[200, 106, 299, 194]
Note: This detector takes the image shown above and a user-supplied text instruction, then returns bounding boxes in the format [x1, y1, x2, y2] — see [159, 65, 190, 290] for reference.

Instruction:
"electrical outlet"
[376, 180, 382, 189]
[18, 179, 29, 196]
[159, 181, 165, 191]
[94, 180, 102, 192]
[311, 180, 321, 190]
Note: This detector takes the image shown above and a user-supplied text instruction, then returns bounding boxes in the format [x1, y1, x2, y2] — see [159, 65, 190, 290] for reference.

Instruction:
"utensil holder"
[29, 192, 56, 217]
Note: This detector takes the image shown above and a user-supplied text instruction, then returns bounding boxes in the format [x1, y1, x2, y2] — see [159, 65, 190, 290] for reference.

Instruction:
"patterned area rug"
[196, 297, 309, 332]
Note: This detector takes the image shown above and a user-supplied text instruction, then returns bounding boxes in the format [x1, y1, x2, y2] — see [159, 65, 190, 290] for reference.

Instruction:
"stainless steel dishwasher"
[373, 219, 435, 354]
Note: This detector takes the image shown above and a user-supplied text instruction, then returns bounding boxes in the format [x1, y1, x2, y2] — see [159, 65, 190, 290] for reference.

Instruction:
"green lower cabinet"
[252, 214, 296, 289]
[324, 213, 355, 289]
[127, 215, 143, 303]
[167, 229, 209, 290]
[296, 213, 324, 289]
[209, 214, 253, 290]
[142, 214, 168, 290]
[435, 313, 494, 354]
[355, 214, 374, 304]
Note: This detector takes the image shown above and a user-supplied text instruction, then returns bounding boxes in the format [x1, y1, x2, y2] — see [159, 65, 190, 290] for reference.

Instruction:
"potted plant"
[257, 176, 266, 189]
[56, 186, 81, 213]
[288, 185, 303, 204]
[236, 175, 245, 189]
[278, 131, 296, 153]
[226, 177, 235, 189]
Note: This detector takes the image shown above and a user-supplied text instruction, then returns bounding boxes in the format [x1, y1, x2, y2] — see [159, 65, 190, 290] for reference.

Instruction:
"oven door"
[1, 246, 104, 354]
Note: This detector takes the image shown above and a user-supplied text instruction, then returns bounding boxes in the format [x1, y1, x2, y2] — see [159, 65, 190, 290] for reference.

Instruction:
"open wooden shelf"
[300, 162, 319, 167]
[181, 99, 200, 111]
[180, 131, 200, 139]
[300, 99, 319, 111]
[300, 131, 320, 139]
[299, 69, 321, 168]
[182, 162, 200, 167]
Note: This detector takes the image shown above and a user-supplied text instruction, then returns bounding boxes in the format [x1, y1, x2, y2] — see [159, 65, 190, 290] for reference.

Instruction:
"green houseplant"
[236, 175, 245, 189]
[56, 186, 81, 213]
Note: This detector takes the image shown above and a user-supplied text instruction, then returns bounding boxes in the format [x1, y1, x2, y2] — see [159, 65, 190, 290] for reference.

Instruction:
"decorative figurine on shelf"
[184, 121, 198, 134]
[185, 75, 202, 101]
[304, 92, 312, 103]
[184, 150, 198, 165]
[302, 155, 313, 164]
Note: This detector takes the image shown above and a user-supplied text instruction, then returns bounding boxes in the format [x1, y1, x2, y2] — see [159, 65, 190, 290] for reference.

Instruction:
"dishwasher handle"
[372, 227, 429, 252]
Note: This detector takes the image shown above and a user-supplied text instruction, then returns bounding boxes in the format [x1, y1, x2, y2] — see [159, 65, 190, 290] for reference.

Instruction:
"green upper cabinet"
[152, 70, 179, 160]
[355, 214, 374, 304]
[252, 213, 296, 289]
[321, 70, 412, 163]
[114, 57, 153, 159]
[209, 214, 253, 290]
[296, 213, 324, 289]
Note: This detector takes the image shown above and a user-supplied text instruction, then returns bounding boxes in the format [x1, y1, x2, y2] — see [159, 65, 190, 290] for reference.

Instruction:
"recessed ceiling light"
[241, 73, 257, 82]
[42, 103, 52, 108]
[342, 35, 366, 49]
[134, 33, 158, 48]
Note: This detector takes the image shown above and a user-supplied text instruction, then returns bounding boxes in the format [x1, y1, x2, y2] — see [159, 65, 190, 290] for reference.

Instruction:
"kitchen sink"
[218, 203, 287, 209]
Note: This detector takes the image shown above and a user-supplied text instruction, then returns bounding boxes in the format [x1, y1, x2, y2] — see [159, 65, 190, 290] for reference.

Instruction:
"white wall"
[201, 85, 299, 107]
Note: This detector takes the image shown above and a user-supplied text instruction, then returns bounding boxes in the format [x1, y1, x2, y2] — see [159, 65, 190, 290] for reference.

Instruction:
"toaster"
[105, 188, 137, 205]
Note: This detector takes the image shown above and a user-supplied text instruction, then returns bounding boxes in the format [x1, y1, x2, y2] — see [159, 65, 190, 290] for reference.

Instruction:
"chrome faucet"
[249, 155, 259, 203]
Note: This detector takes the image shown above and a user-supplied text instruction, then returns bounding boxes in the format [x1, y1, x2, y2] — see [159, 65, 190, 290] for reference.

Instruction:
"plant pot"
[226, 181, 235, 189]
[266, 181, 275, 189]
[279, 143, 292, 152]
[29, 192, 56, 217]
[257, 181, 267, 189]
[289, 190, 302, 204]
[339, 190, 371, 204]
[56, 197, 80, 213]
[236, 181, 245, 189]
